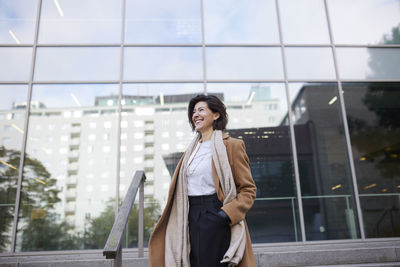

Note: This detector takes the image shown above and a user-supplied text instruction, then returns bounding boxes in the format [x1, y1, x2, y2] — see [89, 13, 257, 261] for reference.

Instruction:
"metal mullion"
[340, 79, 400, 83]
[286, 79, 336, 83]
[0, 82, 30, 85]
[205, 43, 281, 47]
[0, 44, 33, 47]
[200, 0, 207, 94]
[275, 0, 306, 242]
[10, 0, 43, 253]
[115, 0, 127, 217]
[203, 79, 337, 83]
[30, 80, 120, 84]
[335, 44, 400, 48]
[122, 79, 204, 83]
[204, 44, 332, 47]
[123, 43, 202, 47]
[206, 79, 285, 83]
[283, 44, 332, 47]
[34, 43, 121, 47]
[324, 0, 366, 240]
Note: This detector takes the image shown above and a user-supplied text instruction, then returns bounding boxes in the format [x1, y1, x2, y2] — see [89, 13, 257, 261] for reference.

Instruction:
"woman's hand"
[217, 210, 231, 224]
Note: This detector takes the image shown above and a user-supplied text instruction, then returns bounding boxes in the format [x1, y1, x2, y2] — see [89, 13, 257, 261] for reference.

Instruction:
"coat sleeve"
[221, 139, 257, 225]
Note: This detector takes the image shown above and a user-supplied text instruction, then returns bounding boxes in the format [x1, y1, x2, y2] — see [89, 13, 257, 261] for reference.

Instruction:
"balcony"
[68, 150, 79, 158]
[66, 176, 77, 186]
[69, 139, 80, 149]
[145, 123, 154, 131]
[144, 135, 154, 142]
[144, 160, 154, 168]
[144, 147, 154, 155]
[144, 186, 154, 196]
[70, 125, 81, 134]
[67, 163, 79, 172]
[64, 203, 76, 214]
[65, 189, 77, 200]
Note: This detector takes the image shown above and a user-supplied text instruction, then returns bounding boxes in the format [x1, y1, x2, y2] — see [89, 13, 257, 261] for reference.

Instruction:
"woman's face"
[192, 101, 220, 133]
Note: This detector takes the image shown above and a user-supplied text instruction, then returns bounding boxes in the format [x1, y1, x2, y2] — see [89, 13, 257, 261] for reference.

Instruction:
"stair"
[252, 240, 400, 266]
[1, 240, 399, 266]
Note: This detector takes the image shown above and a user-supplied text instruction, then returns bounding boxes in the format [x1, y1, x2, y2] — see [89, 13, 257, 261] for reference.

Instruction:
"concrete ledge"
[1, 239, 399, 267]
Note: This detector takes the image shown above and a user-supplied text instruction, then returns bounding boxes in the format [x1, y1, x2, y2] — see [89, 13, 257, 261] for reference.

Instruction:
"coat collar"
[198, 131, 229, 141]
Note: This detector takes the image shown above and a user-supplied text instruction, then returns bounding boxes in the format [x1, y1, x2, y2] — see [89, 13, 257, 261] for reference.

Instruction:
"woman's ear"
[214, 112, 220, 121]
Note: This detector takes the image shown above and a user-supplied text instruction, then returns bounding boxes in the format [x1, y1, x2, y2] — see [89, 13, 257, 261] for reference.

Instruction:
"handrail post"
[103, 171, 146, 263]
[138, 178, 144, 258]
[115, 244, 122, 267]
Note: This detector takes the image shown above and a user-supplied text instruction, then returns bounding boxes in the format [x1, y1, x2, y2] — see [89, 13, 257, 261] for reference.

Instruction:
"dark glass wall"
[343, 82, 400, 238]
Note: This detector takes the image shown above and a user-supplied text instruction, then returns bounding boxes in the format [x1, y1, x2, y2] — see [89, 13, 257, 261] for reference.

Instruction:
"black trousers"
[188, 194, 231, 267]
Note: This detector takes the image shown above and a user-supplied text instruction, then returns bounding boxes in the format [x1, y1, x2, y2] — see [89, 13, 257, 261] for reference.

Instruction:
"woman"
[148, 94, 257, 267]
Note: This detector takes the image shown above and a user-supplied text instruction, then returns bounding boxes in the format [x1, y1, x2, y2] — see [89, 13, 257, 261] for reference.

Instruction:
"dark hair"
[188, 94, 228, 131]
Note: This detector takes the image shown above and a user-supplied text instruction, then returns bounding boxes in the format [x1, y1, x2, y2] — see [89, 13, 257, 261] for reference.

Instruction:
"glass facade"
[0, 0, 399, 253]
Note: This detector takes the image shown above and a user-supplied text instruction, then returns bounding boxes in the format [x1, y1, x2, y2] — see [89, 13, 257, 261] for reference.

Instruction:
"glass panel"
[38, 0, 122, 44]
[125, 0, 201, 44]
[328, 0, 400, 45]
[343, 82, 400, 238]
[0, 85, 28, 252]
[207, 83, 301, 242]
[0, 48, 32, 81]
[0, 206, 14, 252]
[120, 83, 203, 247]
[0, 0, 38, 44]
[124, 47, 203, 80]
[203, 0, 279, 44]
[15, 84, 119, 251]
[337, 48, 400, 80]
[34, 47, 120, 81]
[290, 83, 360, 240]
[279, 0, 330, 44]
[286, 48, 335, 80]
[207, 48, 283, 80]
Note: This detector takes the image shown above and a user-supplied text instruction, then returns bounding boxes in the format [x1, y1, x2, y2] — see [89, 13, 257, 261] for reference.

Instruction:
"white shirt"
[186, 140, 216, 196]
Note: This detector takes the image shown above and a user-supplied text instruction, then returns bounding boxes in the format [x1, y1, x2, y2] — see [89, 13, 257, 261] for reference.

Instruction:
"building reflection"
[1, 82, 399, 251]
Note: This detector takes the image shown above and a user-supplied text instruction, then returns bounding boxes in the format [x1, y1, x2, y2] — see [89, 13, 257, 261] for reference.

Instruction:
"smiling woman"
[148, 94, 257, 267]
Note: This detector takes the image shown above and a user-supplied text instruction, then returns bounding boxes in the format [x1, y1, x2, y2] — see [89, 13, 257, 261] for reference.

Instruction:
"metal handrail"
[103, 170, 146, 266]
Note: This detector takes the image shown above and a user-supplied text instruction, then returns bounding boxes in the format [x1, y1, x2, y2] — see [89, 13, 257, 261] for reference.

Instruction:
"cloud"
[203, 0, 279, 43]
[206, 47, 283, 80]
[0, 0, 38, 44]
[34, 47, 120, 81]
[124, 47, 203, 80]
[327, 0, 400, 44]
[0, 84, 28, 110]
[31, 84, 119, 108]
[0, 47, 32, 81]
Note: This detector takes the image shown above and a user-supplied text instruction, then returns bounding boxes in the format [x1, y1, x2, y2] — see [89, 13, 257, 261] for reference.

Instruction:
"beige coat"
[148, 133, 257, 267]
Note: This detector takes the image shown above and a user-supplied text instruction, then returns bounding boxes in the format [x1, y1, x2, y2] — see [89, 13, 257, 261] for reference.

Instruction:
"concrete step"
[306, 264, 400, 267]
[1, 240, 399, 267]
[253, 240, 400, 267]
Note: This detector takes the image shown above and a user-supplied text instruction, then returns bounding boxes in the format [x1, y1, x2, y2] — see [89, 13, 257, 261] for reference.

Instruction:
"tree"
[0, 146, 76, 251]
[83, 198, 161, 249]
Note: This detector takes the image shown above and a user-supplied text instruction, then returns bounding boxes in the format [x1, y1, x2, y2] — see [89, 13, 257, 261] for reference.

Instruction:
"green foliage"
[0, 146, 74, 251]
[20, 212, 77, 251]
[82, 198, 161, 249]
[0, 147, 162, 251]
